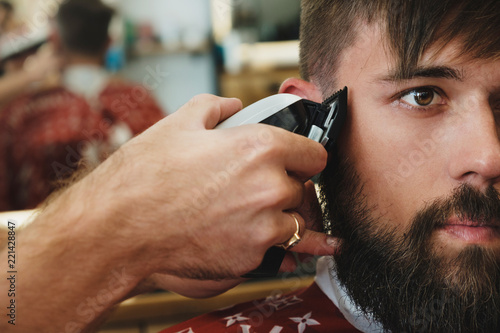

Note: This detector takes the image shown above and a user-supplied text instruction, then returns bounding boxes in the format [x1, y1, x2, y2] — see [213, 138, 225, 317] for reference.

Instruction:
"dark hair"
[300, 0, 500, 97]
[56, 0, 114, 57]
[0, 1, 12, 12]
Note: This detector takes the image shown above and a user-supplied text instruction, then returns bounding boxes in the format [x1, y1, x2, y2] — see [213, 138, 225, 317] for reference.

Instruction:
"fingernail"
[326, 236, 338, 247]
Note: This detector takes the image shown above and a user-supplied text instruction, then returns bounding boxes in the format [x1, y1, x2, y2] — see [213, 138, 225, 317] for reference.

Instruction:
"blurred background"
[0, 0, 302, 212]
[0, 1, 310, 332]
[2, 0, 301, 111]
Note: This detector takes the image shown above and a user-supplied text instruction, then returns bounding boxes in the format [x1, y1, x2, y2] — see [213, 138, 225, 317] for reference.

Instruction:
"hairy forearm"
[0, 169, 144, 332]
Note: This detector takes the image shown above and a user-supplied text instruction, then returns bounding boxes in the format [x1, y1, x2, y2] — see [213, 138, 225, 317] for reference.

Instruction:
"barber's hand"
[90, 94, 335, 290]
[132, 180, 338, 299]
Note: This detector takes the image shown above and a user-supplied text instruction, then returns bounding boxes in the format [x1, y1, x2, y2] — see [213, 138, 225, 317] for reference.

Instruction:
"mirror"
[211, 0, 300, 45]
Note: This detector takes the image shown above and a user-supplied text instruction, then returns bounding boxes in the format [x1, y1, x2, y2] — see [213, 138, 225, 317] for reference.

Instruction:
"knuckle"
[238, 133, 281, 164]
[261, 180, 294, 208]
[256, 139, 285, 163]
[251, 220, 279, 246]
[196, 93, 217, 102]
[186, 93, 218, 108]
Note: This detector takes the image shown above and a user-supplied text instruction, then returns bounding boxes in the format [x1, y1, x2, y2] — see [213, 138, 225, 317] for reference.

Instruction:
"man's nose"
[448, 100, 500, 189]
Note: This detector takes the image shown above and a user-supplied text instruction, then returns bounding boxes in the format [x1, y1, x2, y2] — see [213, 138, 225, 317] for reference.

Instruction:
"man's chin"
[453, 249, 499, 300]
[334, 238, 500, 332]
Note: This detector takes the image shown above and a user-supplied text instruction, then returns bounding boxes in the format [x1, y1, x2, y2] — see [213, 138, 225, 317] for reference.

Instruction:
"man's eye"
[399, 87, 443, 107]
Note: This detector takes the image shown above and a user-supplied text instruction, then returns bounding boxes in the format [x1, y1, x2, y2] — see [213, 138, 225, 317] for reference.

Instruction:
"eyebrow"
[379, 65, 465, 82]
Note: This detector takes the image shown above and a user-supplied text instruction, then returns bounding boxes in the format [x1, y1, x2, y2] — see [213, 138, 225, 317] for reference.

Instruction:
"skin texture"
[0, 94, 337, 332]
[281, 23, 500, 276]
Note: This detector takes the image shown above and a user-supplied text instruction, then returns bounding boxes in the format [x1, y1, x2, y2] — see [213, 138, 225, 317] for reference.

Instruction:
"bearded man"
[163, 0, 500, 332]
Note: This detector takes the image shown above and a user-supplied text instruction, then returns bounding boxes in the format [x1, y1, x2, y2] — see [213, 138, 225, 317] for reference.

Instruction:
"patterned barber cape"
[160, 282, 361, 333]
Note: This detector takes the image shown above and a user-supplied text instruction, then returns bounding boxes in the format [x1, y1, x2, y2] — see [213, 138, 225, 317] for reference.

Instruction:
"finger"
[284, 183, 341, 255]
[275, 211, 306, 246]
[273, 173, 306, 212]
[280, 253, 299, 272]
[279, 253, 328, 275]
[176, 94, 243, 130]
[291, 229, 340, 256]
[297, 253, 315, 263]
[297, 253, 323, 274]
[281, 134, 328, 181]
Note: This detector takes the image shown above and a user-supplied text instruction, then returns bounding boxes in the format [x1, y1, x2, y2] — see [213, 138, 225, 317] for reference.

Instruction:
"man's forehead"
[349, 23, 480, 82]
[382, 41, 469, 83]
[386, 40, 500, 83]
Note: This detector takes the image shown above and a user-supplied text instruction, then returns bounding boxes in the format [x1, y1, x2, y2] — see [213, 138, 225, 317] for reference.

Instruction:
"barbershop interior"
[0, 0, 310, 332]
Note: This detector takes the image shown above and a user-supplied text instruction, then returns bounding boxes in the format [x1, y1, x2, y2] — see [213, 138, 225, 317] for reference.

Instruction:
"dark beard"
[318, 156, 500, 332]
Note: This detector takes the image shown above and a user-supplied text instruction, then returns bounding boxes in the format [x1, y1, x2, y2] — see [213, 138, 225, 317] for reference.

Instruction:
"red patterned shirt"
[0, 80, 164, 211]
[160, 282, 361, 333]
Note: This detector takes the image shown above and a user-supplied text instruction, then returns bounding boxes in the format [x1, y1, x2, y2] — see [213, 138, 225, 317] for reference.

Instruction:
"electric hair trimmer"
[216, 87, 348, 277]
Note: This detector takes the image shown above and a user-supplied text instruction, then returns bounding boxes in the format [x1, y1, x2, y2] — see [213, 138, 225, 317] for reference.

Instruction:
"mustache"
[406, 184, 500, 248]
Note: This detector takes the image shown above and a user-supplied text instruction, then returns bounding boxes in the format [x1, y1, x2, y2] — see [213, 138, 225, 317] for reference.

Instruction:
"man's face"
[334, 24, 500, 255]
[319, 23, 500, 331]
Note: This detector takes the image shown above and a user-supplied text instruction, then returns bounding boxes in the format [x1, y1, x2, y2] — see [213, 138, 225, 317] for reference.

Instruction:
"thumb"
[176, 94, 243, 130]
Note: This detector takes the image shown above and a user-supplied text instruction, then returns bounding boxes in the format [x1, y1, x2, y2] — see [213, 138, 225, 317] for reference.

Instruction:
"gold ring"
[278, 213, 301, 250]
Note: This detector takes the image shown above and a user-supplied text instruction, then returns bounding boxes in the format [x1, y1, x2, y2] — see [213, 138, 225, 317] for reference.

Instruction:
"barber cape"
[160, 257, 385, 333]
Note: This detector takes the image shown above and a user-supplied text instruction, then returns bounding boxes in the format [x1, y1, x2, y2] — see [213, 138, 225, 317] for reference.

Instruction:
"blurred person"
[0, 0, 164, 211]
[53, 0, 165, 146]
[0, 0, 55, 91]
[0, 1, 13, 35]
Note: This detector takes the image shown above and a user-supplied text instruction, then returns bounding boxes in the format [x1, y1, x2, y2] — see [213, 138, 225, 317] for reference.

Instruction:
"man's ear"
[279, 78, 323, 103]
